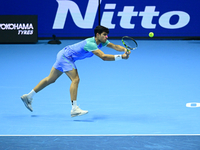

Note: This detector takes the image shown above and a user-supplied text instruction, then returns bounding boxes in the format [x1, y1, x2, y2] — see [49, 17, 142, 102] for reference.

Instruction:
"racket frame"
[122, 36, 138, 51]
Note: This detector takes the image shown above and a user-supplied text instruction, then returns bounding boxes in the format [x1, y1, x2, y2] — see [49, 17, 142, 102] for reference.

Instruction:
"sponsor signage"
[54, 1, 190, 30]
[0, 15, 38, 43]
[0, 0, 199, 38]
[52, 0, 200, 38]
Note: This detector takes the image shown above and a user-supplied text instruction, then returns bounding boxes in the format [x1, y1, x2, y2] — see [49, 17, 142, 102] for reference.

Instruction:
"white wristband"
[114, 55, 122, 61]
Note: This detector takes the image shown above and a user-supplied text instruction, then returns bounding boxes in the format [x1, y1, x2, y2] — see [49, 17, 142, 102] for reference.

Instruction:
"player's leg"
[65, 68, 80, 102]
[65, 69, 88, 117]
[34, 67, 63, 93]
[21, 67, 63, 111]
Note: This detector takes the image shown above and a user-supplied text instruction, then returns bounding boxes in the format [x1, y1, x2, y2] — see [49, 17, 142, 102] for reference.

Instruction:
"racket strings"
[122, 37, 137, 50]
[124, 40, 136, 49]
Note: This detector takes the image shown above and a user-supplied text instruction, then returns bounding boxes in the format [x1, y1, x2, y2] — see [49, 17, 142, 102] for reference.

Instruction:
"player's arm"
[107, 43, 125, 52]
[92, 49, 128, 61]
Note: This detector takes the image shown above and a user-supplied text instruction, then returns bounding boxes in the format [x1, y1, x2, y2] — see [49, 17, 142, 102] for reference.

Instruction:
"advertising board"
[0, 15, 38, 43]
[0, 0, 199, 39]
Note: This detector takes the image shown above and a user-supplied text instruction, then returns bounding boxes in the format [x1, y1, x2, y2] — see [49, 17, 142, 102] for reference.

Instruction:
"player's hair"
[94, 25, 109, 37]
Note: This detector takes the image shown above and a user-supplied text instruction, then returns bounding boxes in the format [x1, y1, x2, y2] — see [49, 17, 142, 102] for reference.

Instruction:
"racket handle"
[126, 49, 130, 55]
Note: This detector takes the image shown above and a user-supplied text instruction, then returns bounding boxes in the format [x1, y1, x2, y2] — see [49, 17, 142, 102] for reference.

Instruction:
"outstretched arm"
[107, 43, 126, 52]
[107, 42, 131, 56]
[92, 49, 129, 61]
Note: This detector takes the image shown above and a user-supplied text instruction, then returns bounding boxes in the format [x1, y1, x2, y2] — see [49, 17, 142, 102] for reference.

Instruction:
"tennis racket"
[122, 36, 138, 53]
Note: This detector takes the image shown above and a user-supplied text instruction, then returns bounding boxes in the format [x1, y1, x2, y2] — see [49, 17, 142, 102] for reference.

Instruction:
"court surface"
[0, 39, 200, 149]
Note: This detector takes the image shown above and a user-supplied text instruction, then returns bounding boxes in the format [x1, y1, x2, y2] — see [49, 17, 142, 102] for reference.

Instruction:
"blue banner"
[1, 0, 199, 38]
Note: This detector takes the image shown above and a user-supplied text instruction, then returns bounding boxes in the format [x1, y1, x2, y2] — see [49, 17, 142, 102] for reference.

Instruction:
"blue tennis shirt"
[63, 37, 110, 61]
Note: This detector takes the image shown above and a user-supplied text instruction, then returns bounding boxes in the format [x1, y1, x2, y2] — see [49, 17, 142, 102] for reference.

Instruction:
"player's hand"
[126, 50, 131, 55]
[122, 53, 129, 59]
[124, 48, 131, 55]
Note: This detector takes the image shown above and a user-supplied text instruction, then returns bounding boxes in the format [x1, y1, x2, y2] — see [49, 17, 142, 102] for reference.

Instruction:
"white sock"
[27, 89, 36, 99]
[72, 100, 77, 110]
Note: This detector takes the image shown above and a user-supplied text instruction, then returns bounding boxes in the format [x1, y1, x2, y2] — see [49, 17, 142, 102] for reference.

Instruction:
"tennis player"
[21, 25, 131, 117]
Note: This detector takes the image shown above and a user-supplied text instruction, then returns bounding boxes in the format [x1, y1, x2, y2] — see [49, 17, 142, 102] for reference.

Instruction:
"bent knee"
[72, 77, 80, 84]
[46, 77, 57, 84]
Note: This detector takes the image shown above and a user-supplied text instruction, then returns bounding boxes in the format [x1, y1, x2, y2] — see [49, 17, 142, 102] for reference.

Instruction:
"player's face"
[99, 32, 108, 43]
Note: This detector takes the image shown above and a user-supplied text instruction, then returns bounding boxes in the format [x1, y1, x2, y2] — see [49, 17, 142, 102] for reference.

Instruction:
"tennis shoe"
[71, 106, 88, 117]
[21, 94, 33, 112]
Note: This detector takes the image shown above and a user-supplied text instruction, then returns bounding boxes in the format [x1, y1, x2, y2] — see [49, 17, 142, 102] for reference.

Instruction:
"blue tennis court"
[0, 39, 200, 149]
